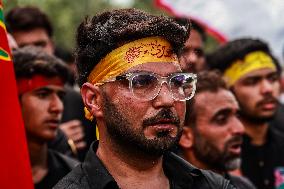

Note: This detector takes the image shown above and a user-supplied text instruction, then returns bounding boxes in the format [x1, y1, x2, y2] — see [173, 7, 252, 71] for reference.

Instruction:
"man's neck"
[241, 118, 269, 146]
[27, 139, 48, 184]
[96, 139, 170, 189]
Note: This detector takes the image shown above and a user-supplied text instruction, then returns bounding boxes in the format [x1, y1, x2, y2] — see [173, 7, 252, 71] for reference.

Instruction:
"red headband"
[17, 75, 64, 95]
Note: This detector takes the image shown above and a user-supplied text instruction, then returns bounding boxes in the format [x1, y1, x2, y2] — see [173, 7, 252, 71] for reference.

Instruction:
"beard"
[192, 129, 242, 172]
[238, 108, 275, 124]
[102, 93, 183, 157]
[232, 89, 278, 124]
[238, 94, 278, 124]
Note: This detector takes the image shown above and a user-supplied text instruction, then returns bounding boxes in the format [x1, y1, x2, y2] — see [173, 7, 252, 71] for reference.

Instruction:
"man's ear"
[81, 82, 103, 118]
[179, 126, 194, 149]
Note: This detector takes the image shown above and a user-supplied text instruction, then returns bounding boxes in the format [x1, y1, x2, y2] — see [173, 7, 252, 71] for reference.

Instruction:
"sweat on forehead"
[75, 8, 190, 87]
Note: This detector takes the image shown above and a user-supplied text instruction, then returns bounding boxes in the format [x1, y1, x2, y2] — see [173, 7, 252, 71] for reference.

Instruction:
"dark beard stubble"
[102, 92, 183, 157]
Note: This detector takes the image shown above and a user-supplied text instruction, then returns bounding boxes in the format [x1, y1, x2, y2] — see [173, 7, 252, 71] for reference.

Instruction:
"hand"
[60, 120, 86, 153]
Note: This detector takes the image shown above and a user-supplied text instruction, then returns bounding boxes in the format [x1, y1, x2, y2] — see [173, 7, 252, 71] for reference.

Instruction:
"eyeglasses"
[104, 72, 197, 101]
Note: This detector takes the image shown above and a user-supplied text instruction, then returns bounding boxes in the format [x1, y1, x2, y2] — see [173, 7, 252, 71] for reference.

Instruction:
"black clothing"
[54, 142, 236, 189]
[226, 174, 256, 189]
[241, 128, 284, 189]
[35, 150, 79, 189]
[48, 129, 74, 158]
[270, 103, 284, 136]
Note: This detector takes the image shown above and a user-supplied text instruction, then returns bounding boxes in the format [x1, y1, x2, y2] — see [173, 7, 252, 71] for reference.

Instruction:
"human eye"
[242, 77, 259, 86]
[171, 76, 183, 87]
[214, 114, 228, 125]
[132, 74, 157, 88]
[212, 110, 231, 126]
[34, 41, 47, 48]
[235, 110, 241, 119]
[171, 74, 194, 87]
[171, 75, 185, 86]
[267, 73, 279, 83]
[35, 90, 50, 99]
[193, 48, 204, 58]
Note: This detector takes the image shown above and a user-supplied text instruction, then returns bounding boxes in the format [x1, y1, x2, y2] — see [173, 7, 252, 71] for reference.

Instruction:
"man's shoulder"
[53, 164, 89, 189]
[227, 174, 256, 189]
[165, 152, 236, 189]
[50, 150, 80, 170]
[199, 169, 236, 189]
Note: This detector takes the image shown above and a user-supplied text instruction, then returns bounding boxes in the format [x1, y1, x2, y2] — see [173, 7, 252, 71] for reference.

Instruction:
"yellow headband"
[85, 36, 178, 120]
[223, 51, 276, 86]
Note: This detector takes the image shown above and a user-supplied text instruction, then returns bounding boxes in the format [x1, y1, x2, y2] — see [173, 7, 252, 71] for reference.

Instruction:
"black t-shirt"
[241, 128, 284, 189]
[225, 173, 256, 189]
[54, 141, 236, 189]
[270, 103, 284, 135]
[35, 150, 78, 189]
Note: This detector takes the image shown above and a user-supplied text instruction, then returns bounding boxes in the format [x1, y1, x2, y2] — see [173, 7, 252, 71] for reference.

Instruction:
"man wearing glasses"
[55, 8, 235, 189]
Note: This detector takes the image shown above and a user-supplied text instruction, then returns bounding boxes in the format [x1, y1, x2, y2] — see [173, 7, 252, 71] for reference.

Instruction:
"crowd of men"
[4, 4, 284, 189]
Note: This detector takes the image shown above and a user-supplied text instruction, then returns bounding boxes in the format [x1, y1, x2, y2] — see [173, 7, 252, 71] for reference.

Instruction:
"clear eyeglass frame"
[103, 71, 197, 101]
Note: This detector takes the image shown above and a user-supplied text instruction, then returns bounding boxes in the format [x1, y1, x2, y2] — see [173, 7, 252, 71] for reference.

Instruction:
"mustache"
[142, 108, 180, 128]
[226, 135, 243, 148]
[256, 95, 278, 107]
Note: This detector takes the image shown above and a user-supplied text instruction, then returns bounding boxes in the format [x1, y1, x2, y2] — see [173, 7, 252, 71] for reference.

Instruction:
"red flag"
[0, 1, 34, 189]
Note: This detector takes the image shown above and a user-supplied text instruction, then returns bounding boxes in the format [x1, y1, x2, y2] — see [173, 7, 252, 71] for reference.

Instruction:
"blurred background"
[3, 0, 284, 62]
[2, 0, 220, 56]
[3, 0, 164, 52]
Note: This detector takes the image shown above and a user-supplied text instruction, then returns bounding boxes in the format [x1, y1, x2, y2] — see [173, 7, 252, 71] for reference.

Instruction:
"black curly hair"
[75, 8, 190, 87]
[12, 46, 69, 83]
[174, 17, 206, 42]
[207, 38, 281, 74]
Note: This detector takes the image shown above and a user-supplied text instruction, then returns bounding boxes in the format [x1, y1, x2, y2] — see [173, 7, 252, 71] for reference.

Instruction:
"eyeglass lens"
[130, 73, 195, 101]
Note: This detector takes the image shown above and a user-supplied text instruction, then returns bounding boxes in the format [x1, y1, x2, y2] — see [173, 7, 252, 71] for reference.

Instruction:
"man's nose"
[152, 82, 175, 108]
[49, 94, 64, 114]
[260, 79, 273, 95]
[230, 116, 245, 136]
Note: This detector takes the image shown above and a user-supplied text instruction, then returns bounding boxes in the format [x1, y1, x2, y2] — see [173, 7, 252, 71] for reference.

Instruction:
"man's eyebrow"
[244, 71, 278, 80]
[243, 75, 262, 80]
[33, 41, 47, 45]
[33, 87, 52, 92]
[18, 43, 30, 47]
[33, 87, 64, 93]
[212, 108, 233, 118]
[266, 72, 279, 77]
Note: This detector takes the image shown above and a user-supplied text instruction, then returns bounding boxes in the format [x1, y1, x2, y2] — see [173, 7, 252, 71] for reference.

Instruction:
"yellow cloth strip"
[85, 36, 178, 120]
[224, 51, 276, 86]
[87, 36, 178, 85]
[0, 21, 6, 30]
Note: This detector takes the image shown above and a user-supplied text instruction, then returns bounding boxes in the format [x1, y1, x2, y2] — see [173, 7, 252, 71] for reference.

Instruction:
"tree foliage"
[3, 0, 218, 53]
[3, 0, 163, 51]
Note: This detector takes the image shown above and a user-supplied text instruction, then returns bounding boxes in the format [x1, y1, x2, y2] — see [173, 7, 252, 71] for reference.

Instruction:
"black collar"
[82, 141, 203, 189]
[82, 142, 118, 189]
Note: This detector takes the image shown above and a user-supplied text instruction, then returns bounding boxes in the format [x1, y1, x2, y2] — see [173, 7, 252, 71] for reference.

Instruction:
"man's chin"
[224, 158, 241, 171]
[142, 136, 179, 155]
[256, 113, 275, 123]
[240, 111, 275, 124]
